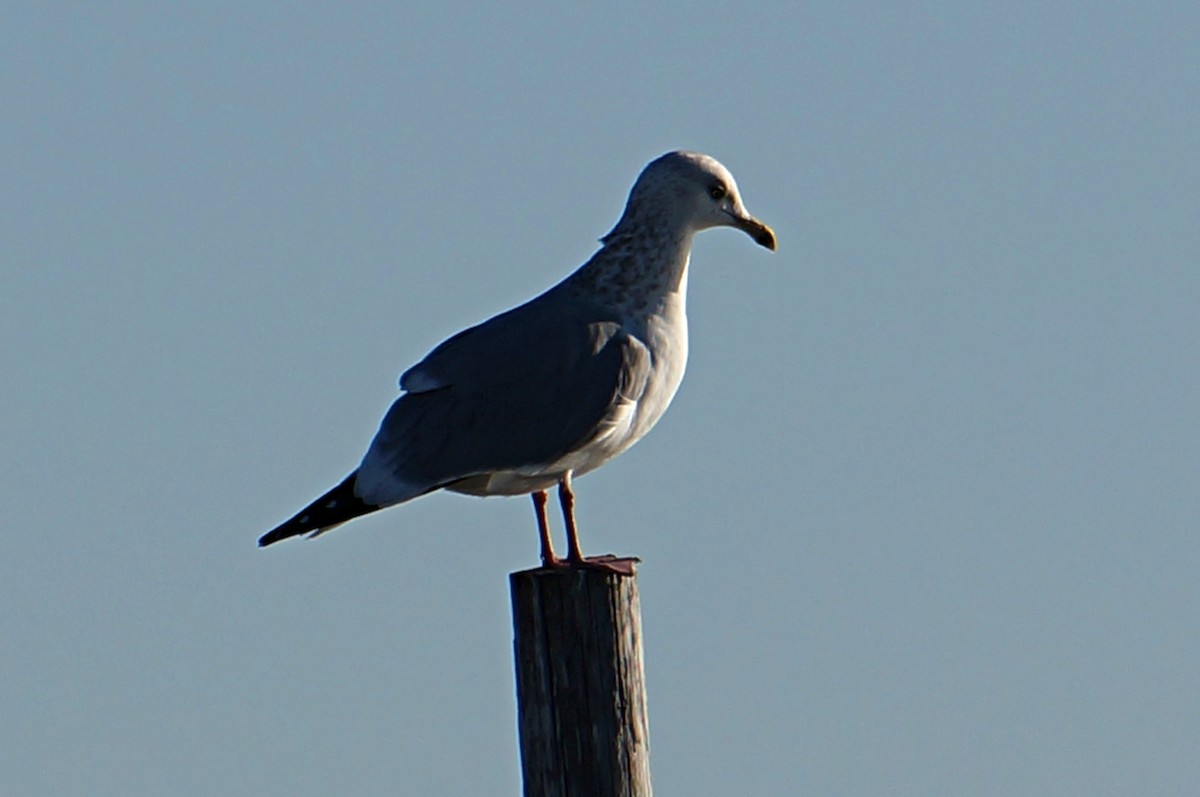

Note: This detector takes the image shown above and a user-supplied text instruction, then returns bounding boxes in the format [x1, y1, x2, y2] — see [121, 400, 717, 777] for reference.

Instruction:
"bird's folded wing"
[355, 295, 651, 504]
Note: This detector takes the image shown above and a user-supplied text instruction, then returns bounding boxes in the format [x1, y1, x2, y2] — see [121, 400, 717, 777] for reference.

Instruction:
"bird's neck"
[563, 228, 694, 315]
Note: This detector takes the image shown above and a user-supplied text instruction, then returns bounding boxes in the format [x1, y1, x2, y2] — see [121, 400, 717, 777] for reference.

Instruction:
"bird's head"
[607, 150, 776, 251]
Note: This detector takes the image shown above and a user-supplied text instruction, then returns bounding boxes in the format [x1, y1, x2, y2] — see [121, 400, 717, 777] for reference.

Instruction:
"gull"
[259, 151, 776, 569]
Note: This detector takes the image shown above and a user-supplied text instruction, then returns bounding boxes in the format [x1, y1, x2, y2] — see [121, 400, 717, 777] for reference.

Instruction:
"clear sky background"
[3, 3, 1197, 795]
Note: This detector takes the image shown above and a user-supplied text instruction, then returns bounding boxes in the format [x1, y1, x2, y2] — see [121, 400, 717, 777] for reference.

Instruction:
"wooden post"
[510, 563, 652, 797]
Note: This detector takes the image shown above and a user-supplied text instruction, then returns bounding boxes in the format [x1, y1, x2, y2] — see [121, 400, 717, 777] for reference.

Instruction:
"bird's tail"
[258, 471, 380, 547]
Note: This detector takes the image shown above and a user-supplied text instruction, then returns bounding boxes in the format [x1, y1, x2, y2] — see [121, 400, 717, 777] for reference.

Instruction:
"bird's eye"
[708, 183, 727, 200]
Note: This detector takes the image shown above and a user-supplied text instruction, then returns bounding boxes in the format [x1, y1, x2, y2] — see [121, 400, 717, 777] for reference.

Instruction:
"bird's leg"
[556, 472, 640, 575]
[558, 472, 587, 565]
[531, 490, 563, 568]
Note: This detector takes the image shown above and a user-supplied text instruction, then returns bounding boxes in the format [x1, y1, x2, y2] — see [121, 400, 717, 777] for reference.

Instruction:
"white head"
[604, 151, 776, 250]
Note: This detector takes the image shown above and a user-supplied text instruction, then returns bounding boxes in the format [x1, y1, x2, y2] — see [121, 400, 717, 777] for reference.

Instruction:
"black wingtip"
[257, 529, 286, 548]
[258, 471, 378, 548]
[257, 518, 309, 548]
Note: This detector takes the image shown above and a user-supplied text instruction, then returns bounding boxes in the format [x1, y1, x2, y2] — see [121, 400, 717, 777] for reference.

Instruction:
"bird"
[259, 150, 776, 569]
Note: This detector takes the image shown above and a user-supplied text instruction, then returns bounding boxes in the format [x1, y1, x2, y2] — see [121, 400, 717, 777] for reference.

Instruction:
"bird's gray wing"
[354, 294, 652, 505]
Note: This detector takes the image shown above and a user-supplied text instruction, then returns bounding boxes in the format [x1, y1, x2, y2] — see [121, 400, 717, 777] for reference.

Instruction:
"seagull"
[259, 151, 776, 569]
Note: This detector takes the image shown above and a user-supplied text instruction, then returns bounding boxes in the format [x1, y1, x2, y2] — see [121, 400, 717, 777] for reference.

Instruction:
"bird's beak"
[729, 211, 777, 251]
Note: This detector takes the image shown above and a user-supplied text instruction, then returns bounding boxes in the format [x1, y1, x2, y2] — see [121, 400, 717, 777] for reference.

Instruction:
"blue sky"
[3, 3, 1198, 795]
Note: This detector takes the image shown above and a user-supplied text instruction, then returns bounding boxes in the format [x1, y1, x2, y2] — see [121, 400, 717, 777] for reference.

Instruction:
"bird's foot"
[569, 554, 641, 576]
[538, 553, 640, 576]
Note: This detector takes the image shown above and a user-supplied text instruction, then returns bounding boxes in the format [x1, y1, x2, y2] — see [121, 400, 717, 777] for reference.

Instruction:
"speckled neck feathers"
[561, 225, 693, 315]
